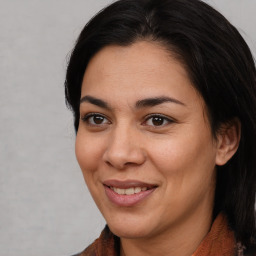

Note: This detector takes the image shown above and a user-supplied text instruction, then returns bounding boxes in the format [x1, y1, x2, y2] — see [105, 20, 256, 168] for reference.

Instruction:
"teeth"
[125, 188, 134, 195]
[113, 187, 125, 194]
[111, 186, 148, 195]
[134, 187, 141, 193]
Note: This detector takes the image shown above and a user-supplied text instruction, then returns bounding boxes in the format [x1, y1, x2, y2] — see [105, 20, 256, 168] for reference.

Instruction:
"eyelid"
[143, 113, 175, 126]
[80, 112, 111, 125]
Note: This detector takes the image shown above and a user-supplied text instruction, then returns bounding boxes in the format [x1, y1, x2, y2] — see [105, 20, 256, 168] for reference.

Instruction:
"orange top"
[192, 214, 236, 256]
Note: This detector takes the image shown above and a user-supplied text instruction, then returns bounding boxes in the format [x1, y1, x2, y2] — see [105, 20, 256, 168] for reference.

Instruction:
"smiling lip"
[103, 179, 157, 207]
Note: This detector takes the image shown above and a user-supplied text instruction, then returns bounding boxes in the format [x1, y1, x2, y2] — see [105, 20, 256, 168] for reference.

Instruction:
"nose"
[102, 125, 146, 170]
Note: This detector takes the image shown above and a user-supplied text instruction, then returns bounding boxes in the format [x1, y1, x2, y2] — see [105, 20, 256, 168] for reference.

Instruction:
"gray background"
[0, 0, 255, 255]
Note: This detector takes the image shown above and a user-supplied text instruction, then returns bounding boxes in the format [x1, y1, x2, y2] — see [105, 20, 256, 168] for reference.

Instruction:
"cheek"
[148, 126, 217, 185]
[148, 133, 216, 218]
[75, 131, 109, 210]
[75, 131, 105, 179]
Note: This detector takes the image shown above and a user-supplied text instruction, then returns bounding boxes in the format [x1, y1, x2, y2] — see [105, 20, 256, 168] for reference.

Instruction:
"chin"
[109, 225, 150, 239]
[105, 216, 150, 238]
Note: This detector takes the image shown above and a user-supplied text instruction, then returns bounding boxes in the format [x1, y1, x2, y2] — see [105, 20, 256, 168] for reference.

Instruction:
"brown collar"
[192, 213, 236, 256]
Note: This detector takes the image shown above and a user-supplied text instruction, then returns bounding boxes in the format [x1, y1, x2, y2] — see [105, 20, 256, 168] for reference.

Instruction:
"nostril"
[104, 159, 137, 170]
[105, 161, 113, 167]
[124, 162, 140, 167]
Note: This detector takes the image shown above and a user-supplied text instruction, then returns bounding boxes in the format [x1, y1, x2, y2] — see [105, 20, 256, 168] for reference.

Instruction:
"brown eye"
[152, 116, 164, 126]
[144, 114, 173, 127]
[93, 115, 105, 124]
[82, 114, 110, 126]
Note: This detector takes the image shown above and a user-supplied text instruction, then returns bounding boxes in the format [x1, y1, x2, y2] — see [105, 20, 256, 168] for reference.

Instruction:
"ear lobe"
[215, 118, 241, 166]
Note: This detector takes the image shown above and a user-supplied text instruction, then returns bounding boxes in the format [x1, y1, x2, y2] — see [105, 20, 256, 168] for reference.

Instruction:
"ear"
[215, 118, 241, 166]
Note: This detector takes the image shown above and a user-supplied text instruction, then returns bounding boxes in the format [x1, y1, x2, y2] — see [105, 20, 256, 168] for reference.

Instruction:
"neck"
[120, 208, 213, 256]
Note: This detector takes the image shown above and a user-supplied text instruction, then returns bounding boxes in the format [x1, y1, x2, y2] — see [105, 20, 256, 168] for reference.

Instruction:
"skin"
[75, 41, 240, 256]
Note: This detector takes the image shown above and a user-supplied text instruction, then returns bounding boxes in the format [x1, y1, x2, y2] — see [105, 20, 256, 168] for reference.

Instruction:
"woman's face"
[76, 41, 218, 239]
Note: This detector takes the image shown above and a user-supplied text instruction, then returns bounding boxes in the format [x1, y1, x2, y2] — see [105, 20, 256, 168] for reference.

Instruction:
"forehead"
[81, 41, 202, 108]
[83, 41, 186, 84]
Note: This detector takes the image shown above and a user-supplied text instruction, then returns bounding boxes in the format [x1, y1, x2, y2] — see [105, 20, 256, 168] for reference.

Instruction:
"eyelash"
[81, 113, 110, 126]
[80, 113, 174, 128]
[143, 114, 174, 127]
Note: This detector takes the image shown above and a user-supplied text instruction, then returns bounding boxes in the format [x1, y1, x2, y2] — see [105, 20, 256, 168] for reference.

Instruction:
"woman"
[65, 0, 256, 255]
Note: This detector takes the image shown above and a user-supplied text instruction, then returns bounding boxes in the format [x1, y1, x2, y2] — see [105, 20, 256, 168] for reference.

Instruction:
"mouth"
[103, 179, 157, 206]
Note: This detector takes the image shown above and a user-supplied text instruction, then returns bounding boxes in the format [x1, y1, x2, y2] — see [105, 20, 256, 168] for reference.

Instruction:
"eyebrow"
[135, 96, 185, 108]
[80, 95, 185, 109]
[80, 95, 111, 110]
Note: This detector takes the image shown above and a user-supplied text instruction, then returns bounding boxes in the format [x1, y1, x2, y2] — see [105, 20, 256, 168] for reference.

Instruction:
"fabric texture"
[191, 213, 235, 256]
[74, 213, 254, 256]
